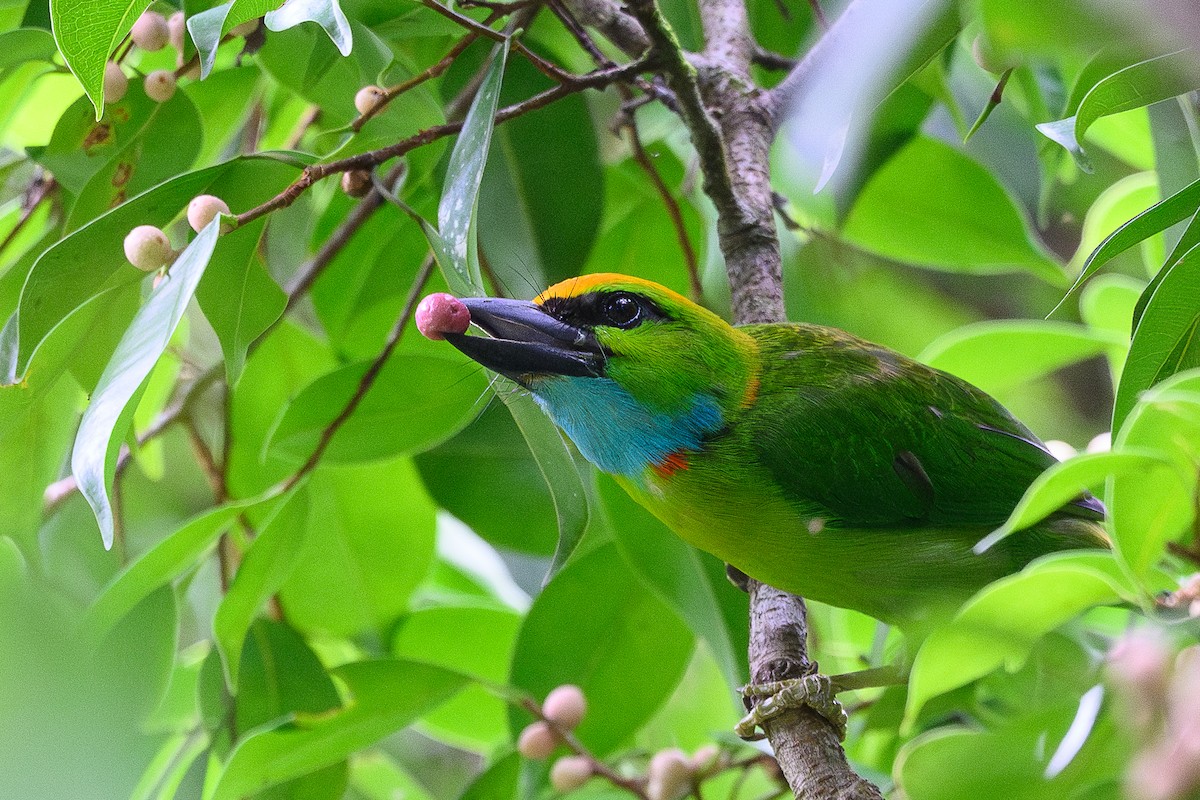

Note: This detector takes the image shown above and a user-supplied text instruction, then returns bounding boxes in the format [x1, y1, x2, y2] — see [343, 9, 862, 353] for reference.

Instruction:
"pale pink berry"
[543, 685, 587, 730]
[123, 225, 172, 271]
[167, 11, 186, 52]
[647, 749, 692, 800]
[517, 721, 559, 760]
[416, 293, 470, 340]
[131, 10, 170, 51]
[550, 755, 593, 792]
[354, 85, 386, 115]
[103, 61, 128, 104]
[187, 194, 230, 233]
[144, 70, 176, 102]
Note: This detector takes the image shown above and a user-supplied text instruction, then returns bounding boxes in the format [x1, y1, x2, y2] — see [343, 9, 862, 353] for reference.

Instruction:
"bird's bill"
[444, 297, 604, 381]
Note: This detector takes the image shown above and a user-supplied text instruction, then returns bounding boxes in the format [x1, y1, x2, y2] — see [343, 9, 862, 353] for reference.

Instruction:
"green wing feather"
[743, 324, 1102, 530]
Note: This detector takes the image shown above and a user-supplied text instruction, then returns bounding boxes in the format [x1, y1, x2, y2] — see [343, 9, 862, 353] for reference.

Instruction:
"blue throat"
[531, 376, 724, 477]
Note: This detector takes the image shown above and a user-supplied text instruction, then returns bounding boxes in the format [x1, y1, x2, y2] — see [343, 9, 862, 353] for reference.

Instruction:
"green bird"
[435, 273, 1106, 732]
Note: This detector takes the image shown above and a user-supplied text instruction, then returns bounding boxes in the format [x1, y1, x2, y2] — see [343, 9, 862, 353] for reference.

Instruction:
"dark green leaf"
[188, 0, 283, 78]
[1132, 210, 1200, 332]
[0, 28, 57, 70]
[71, 221, 220, 548]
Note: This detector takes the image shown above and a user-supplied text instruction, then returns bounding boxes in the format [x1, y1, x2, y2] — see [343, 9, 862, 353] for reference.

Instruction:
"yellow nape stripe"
[535, 273, 691, 306]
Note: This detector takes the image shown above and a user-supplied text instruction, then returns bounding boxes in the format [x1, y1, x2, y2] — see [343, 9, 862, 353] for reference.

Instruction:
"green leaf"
[1132, 210, 1200, 331]
[391, 605, 522, 751]
[71, 221, 220, 549]
[0, 28, 58, 70]
[13, 160, 245, 381]
[919, 320, 1121, 396]
[435, 39, 508, 296]
[265, 0, 352, 56]
[1113, 244, 1200, 430]
[188, 0, 284, 78]
[509, 543, 694, 756]
[278, 458, 436, 637]
[597, 474, 748, 692]
[267, 350, 488, 464]
[1069, 172, 1160, 276]
[841, 137, 1065, 284]
[49, 0, 153, 118]
[907, 552, 1131, 720]
[1037, 50, 1200, 172]
[1054, 176, 1200, 316]
[214, 491, 309, 691]
[84, 489, 289, 639]
[975, 450, 1173, 554]
[211, 660, 469, 800]
[503, 392, 589, 581]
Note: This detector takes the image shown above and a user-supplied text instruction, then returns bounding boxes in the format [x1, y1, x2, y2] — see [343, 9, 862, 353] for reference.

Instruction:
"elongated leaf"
[49, 0, 153, 118]
[974, 450, 1172, 554]
[1113, 244, 1200, 430]
[214, 491, 309, 690]
[1037, 50, 1200, 171]
[1053, 176, 1200, 315]
[1132, 210, 1200, 331]
[265, 0, 352, 55]
[211, 660, 468, 800]
[841, 137, 1064, 283]
[71, 222, 221, 549]
[503, 393, 588, 581]
[84, 489, 289, 639]
[907, 553, 1132, 720]
[0, 28, 58, 71]
[436, 40, 509, 296]
[919, 320, 1121, 395]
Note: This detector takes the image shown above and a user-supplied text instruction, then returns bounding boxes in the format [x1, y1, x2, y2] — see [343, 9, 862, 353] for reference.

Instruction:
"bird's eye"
[600, 293, 642, 328]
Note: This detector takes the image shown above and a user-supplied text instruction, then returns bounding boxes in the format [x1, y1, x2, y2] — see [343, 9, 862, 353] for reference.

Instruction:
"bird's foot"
[736, 671, 848, 742]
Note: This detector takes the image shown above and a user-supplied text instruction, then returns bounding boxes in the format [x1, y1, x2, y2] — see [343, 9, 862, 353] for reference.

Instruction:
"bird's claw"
[736, 673, 848, 741]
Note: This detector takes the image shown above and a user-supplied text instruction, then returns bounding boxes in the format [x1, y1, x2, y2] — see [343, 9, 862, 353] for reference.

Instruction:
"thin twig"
[0, 173, 55, 261]
[282, 256, 437, 490]
[752, 45, 797, 71]
[519, 698, 650, 798]
[807, 0, 828, 29]
[418, 0, 575, 84]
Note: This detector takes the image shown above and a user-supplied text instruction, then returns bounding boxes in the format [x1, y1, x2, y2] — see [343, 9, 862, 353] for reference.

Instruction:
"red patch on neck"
[652, 451, 690, 479]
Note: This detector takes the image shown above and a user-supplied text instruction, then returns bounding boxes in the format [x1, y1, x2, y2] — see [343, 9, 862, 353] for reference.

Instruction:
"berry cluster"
[122, 195, 230, 272]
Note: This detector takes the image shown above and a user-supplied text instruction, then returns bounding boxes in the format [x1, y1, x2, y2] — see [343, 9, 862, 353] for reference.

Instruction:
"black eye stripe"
[541, 291, 667, 329]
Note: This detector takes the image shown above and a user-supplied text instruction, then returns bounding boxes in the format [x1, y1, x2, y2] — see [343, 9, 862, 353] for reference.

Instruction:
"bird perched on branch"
[417, 273, 1106, 736]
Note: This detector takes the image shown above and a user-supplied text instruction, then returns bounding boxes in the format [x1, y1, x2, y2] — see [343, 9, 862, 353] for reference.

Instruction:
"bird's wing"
[744, 325, 1100, 529]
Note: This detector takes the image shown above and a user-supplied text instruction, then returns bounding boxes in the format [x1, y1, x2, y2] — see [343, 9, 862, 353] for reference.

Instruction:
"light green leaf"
[265, 0, 352, 56]
[841, 137, 1064, 284]
[71, 221, 221, 549]
[1054, 176, 1200, 316]
[974, 450, 1172, 554]
[49, 0, 153, 118]
[1132, 210, 1200, 331]
[503, 392, 589, 581]
[211, 660, 468, 800]
[907, 553, 1131, 720]
[267, 351, 488, 464]
[84, 489, 289, 639]
[1113, 243, 1200, 430]
[214, 491, 309, 691]
[1037, 50, 1200, 171]
[0, 28, 58, 71]
[1069, 172, 1159, 275]
[919, 320, 1122, 395]
[435, 39, 508, 296]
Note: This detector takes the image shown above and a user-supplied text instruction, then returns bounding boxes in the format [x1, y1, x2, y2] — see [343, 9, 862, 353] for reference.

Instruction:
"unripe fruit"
[167, 11, 186, 52]
[543, 685, 587, 730]
[131, 10, 170, 52]
[187, 194, 230, 233]
[416, 293, 471, 340]
[124, 225, 172, 271]
[646, 748, 692, 800]
[690, 744, 721, 777]
[341, 169, 371, 198]
[144, 70, 177, 102]
[103, 61, 128, 104]
[517, 721, 559, 760]
[550, 755, 593, 793]
[971, 34, 1016, 75]
[354, 85, 386, 115]
[229, 18, 259, 38]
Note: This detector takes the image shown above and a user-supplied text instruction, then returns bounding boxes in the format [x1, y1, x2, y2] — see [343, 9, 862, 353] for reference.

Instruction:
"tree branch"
[558, 0, 650, 57]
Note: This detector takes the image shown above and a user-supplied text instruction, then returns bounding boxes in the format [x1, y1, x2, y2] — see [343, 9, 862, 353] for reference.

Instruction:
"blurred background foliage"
[1, 0, 1199, 798]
